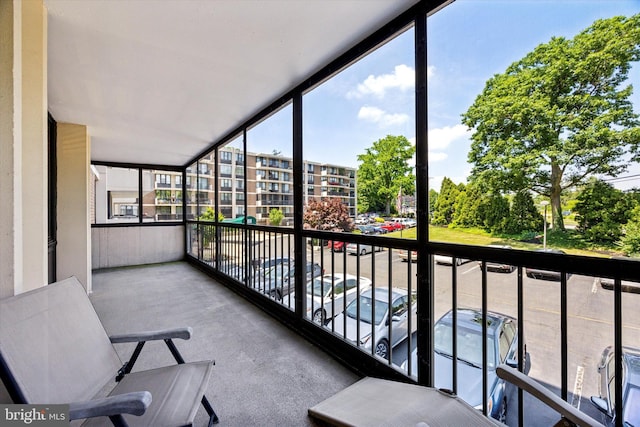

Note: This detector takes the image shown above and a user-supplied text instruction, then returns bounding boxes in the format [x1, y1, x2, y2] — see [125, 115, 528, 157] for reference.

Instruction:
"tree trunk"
[385, 200, 391, 216]
[550, 161, 565, 231]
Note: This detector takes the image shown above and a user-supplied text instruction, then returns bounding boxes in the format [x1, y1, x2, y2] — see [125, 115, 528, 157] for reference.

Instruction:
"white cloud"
[428, 124, 470, 150]
[348, 64, 429, 99]
[357, 106, 409, 127]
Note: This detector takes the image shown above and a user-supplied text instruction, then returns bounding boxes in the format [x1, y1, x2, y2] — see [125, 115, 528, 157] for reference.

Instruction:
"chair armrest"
[109, 327, 193, 343]
[68, 391, 152, 420]
[496, 365, 601, 427]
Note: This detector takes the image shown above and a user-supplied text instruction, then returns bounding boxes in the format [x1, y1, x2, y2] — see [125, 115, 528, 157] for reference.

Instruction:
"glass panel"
[142, 169, 183, 222]
[303, 27, 415, 234]
[247, 103, 293, 226]
[93, 166, 139, 224]
[217, 135, 243, 222]
[185, 160, 198, 220]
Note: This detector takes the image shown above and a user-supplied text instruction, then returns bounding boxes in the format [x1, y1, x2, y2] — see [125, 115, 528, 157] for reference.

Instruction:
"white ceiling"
[45, 0, 421, 166]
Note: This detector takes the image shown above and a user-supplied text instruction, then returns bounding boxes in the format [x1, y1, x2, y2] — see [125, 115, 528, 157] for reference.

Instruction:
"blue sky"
[247, 0, 640, 191]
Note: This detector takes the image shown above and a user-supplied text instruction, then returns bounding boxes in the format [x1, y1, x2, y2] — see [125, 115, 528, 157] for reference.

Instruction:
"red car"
[328, 241, 345, 252]
[380, 222, 403, 232]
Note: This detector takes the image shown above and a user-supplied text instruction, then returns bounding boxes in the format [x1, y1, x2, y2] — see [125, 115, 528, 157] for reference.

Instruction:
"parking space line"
[571, 365, 584, 409]
[591, 278, 599, 294]
[462, 265, 479, 275]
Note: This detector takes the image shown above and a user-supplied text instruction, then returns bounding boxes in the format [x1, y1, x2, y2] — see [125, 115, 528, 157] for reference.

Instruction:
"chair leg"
[165, 339, 219, 424]
[202, 395, 219, 425]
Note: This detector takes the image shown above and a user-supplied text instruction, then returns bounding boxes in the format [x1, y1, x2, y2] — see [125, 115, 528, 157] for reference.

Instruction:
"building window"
[236, 179, 244, 190]
[220, 164, 232, 176]
[220, 151, 232, 162]
[220, 178, 232, 189]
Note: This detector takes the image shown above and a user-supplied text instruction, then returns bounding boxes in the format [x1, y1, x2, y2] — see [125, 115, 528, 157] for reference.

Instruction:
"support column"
[57, 123, 92, 293]
[22, 0, 48, 291]
[0, 0, 47, 298]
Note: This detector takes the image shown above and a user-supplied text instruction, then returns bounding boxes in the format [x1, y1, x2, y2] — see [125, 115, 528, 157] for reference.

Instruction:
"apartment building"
[93, 149, 356, 225]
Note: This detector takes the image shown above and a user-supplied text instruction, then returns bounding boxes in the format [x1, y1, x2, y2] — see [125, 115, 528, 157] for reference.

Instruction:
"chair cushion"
[82, 361, 213, 427]
[0, 277, 122, 404]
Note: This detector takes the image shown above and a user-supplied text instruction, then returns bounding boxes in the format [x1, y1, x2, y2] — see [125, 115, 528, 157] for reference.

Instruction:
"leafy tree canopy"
[357, 135, 415, 215]
[269, 208, 284, 226]
[431, 177, 461, 226]
[463, 14, 640, 231]
[574, 178, 636, 243]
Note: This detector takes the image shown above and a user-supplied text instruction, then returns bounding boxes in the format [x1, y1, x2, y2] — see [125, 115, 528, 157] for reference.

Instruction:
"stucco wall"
[92, 225, 184, 270]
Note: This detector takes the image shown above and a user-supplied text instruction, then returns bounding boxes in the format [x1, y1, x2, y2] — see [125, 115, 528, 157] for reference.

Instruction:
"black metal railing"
[185, 220, 634, 427]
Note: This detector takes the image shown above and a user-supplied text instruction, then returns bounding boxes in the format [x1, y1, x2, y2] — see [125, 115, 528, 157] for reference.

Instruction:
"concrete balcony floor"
[91, 262, 359, 427]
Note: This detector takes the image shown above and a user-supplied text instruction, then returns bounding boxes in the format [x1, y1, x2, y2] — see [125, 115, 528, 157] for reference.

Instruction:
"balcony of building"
[3, 1, 638, 427]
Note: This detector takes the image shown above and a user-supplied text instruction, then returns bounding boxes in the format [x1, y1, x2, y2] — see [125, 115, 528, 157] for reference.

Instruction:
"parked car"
[356, 225, 377, 235]
[252, 256, 291, 275]
[372, 225, 387, 234]
[346, 242, 384, 256]
[478, 245, 515, 273]
[597, 256, 640, 294]
[525, 249, 569, 281]
[261, 261, 324, 300]
[328, 240, 345, 252]
[401, 309, 523, 423]
[304, 274, 372, 324]
[394, 218, 416, 228]
[329, 287, 417, 360]
[398, 249, 418, 262]
[434, 254, 468, 266]
[591, 345, 640, 426]
[380, 222, 403, 232]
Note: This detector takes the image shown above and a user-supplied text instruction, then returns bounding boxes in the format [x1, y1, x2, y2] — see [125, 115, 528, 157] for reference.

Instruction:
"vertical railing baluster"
[561, 271, 568, 402]
[452, 259, 458, 396]
[517, 265, 524, 427]
[614, 277, 623, 427]
[481, 259, 488, 417]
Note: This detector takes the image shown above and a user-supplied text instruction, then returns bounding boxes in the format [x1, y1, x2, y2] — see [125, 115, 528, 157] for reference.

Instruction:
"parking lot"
[304, 244, 640, 425]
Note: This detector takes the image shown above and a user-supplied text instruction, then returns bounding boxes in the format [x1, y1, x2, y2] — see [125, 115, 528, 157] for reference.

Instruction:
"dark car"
[597, 256, 640, 294]
[478, 245, 515, 273]
[525, 249, 569, 281]
[260, 261, 323, 300]
[403, 309, 524, 423]
[590, 346, 640, 426]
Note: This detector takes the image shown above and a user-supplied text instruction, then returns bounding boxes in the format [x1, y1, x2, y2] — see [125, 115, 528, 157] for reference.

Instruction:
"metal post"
[541, 201, 549, 249]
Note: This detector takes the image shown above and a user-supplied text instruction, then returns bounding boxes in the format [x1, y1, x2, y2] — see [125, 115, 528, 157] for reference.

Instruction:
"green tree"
[452, 183, 483, 228]
[198, 207, 224, 246]
[268, 208, 284, 226]
[431, 178, 461, 226]
[574, 179, 635, 243]
[479, 193, 510, 233]
[357, 135, 415, 215]
[462, 14, 640, 231]
[428, 189, 439, 222]
[620, 206, 640, 256]
[505, 191, 544, 235]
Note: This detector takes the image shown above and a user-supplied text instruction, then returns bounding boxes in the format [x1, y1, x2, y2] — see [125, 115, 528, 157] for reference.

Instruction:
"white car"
[329, 287, 417, 360]
[346, 242, 384, 256]
[434, 254, 468, 266]
[305, 274, 372, 324]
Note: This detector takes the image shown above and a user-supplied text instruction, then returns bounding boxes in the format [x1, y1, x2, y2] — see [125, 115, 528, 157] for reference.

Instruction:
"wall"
[92, 225, 185, 270]
[57, 123, 91, 292]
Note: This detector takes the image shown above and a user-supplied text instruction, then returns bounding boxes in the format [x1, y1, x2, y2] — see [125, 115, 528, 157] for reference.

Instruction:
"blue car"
[403, 309, 524, 423]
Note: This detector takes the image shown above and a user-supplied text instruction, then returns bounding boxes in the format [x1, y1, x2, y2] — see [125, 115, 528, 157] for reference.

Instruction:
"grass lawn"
[385, 226, 621, 258]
